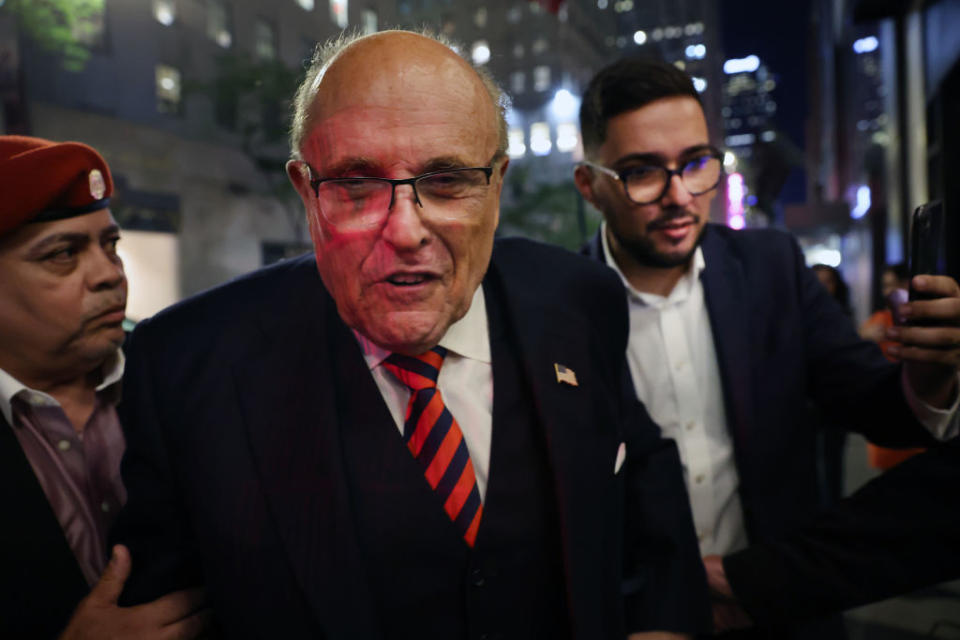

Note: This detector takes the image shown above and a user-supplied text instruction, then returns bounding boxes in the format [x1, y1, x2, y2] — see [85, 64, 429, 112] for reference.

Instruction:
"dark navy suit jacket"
[0, 416, 90, 638]
[584, 224, 936, 631]
[112, 238, 710, 638]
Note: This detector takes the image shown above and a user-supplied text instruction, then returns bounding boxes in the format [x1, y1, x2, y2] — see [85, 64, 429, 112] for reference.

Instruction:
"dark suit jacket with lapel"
[1, 415, 89, 638]
[112, 237, 710, 638]
[584, 224, 937, 629]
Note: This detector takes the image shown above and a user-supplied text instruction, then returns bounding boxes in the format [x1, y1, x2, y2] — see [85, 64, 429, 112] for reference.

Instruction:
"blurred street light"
[723, 55, 760, 74]
[853, 36, 879, 54]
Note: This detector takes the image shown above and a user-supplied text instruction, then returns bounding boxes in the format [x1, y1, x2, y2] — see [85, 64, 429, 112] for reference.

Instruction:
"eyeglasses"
[303, 158, 501, 230]
[581, 149, 724, 205]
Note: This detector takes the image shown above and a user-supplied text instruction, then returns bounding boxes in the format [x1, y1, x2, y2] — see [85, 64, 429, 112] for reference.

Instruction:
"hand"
[626, 632, 692, 639]
[703, 555, 752, 632]
[859, 320, 887, 343]
[888, 275, 960, 408]
[59, 545, 212, 640]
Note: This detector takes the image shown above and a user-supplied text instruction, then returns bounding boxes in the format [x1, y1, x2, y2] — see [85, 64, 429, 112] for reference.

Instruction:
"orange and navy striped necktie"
[382, 346, 483, 547]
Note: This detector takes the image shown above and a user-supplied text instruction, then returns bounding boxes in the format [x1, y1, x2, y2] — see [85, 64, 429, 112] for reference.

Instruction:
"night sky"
[719, 0, 812, 206]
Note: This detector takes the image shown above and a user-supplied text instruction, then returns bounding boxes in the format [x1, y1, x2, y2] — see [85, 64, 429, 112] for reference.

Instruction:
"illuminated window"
[530, 122, 552, 156]
[330, 0, 348, 29]
[206, 0, 232, 48]
[474, 7, 487, 27]
[506, 5, 522, 23]
[513, 43, 525, 58]
[471, 40, 490, 65]
[156, 64, 182, 114]
[361, 9, 377, 34]
[508, 128, 526, 158]
[254, 19, 277, 61]
[510, 71, 525, 94]
[153, 0, 176, 26]
[532, 38, 548, 55]
[533, 65, 550, 92]
[296, 0, 314, 9]
[556, 123, 578, 153]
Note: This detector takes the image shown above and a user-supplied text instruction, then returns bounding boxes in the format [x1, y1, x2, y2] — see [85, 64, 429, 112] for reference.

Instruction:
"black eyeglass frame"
[305, 163, 497, 210]
[580, 147, 725, 205]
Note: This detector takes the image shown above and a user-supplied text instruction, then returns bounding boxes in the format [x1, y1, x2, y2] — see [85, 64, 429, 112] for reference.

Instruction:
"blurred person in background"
[811, 264, 852, 317]
[110, 31, 709, 639]
[574, 57, 960, 639]
[860, 263, 926, 470]
[810, 264, 853, 507]
[0, 136, 209, 639]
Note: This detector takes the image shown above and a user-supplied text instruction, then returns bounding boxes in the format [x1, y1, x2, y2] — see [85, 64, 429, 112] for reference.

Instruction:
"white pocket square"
[614, 441, 626, 475]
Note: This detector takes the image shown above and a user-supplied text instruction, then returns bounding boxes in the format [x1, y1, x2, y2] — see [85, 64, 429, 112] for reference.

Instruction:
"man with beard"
[0, 136, 209, 639]
[574, 58, 960, 638]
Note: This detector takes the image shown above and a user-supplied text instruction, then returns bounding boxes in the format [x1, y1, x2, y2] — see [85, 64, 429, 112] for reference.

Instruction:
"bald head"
[289, 30, 507, 160]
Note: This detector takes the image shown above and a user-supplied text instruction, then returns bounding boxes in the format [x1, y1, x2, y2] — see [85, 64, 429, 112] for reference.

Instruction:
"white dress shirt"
[601, 222, 960, 556]
[601, 225, 747, 556]
[354, 286, 494, 502]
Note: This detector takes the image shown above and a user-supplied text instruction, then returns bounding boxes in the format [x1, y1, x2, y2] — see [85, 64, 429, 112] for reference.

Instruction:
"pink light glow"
[726, 172, 745, 229]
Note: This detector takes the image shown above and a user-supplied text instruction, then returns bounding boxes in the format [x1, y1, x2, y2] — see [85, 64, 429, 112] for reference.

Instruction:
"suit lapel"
[485, 260, 617, 635]
[232, 262, 380, 638]
[700, 227, 755, 454]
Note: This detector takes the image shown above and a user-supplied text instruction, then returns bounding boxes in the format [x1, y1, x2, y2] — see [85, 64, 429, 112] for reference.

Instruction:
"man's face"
[575, 96, 716, 269]
[0, 209, 127, 383]
[288, 34, 505, 355]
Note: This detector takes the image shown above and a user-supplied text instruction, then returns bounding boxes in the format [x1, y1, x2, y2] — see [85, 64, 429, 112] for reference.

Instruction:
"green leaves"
[3, 0, 105, 71]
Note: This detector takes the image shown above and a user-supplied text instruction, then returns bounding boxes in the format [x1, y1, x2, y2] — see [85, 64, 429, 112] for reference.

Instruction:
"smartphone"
[908, 200, 946, 302]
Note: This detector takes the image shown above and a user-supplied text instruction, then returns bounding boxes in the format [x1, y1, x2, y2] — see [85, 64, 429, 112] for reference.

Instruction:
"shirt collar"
[600, 220, 706, 307]
[0, 349, 125, 426]
[354, 285, 492, 370]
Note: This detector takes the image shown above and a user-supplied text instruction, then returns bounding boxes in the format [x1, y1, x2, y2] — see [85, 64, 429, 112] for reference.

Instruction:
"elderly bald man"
[112, 31, 709, 639]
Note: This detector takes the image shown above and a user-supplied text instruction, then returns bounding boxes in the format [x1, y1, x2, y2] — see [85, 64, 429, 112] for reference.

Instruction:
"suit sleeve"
[111, 322, 205, 605]
[621, 362, 712, 634]
[723, 441, 960, 623]
[791, 235, 935, 448]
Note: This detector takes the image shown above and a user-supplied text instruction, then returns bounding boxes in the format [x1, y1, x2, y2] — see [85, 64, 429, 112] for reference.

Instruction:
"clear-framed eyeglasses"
[580, 148, 724, 205]
[302, 155, 503, 231]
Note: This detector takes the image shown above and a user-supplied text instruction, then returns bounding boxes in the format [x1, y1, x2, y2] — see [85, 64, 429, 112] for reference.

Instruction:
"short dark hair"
[579, 57, 702, 156]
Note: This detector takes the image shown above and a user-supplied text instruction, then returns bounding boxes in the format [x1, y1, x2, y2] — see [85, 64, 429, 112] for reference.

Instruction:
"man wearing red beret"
[0, 136, 209, 639]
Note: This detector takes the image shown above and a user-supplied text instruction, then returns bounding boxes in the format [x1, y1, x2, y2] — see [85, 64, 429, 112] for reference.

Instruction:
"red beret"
[0, 135, 114, 236]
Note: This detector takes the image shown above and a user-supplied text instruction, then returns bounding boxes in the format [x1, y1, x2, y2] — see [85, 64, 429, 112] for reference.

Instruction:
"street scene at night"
[1, 0, 959, 638]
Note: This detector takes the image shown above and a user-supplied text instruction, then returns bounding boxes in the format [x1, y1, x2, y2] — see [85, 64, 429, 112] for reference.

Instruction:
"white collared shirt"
[601, 222, 960, 556]
[354, 286, 494, 501]
[0, 350, 125, 427]
[601, 224, 747, 555]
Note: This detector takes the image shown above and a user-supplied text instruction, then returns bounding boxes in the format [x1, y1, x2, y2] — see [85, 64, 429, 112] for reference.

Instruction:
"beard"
[610, 206, 707, 269]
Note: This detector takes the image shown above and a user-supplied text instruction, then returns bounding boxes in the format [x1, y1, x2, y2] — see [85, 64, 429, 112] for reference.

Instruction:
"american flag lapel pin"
[554, 363, 579, 386]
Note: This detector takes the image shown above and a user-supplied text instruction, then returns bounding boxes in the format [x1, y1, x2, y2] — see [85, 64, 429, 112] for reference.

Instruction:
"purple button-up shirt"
[0, 352, 126, 586]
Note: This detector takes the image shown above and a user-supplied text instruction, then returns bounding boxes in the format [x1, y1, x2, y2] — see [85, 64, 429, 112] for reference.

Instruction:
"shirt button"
[695, 474, 705, 484]
[470, 569, 485, 587]
[675, 360, 687, 371]
[57, 439, 71, 452]
[101, 501, 111, 513]
[685, 421, 696, 431]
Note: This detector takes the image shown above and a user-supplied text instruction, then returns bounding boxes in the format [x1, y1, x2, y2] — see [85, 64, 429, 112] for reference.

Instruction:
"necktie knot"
[383, 346, 447, 391]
